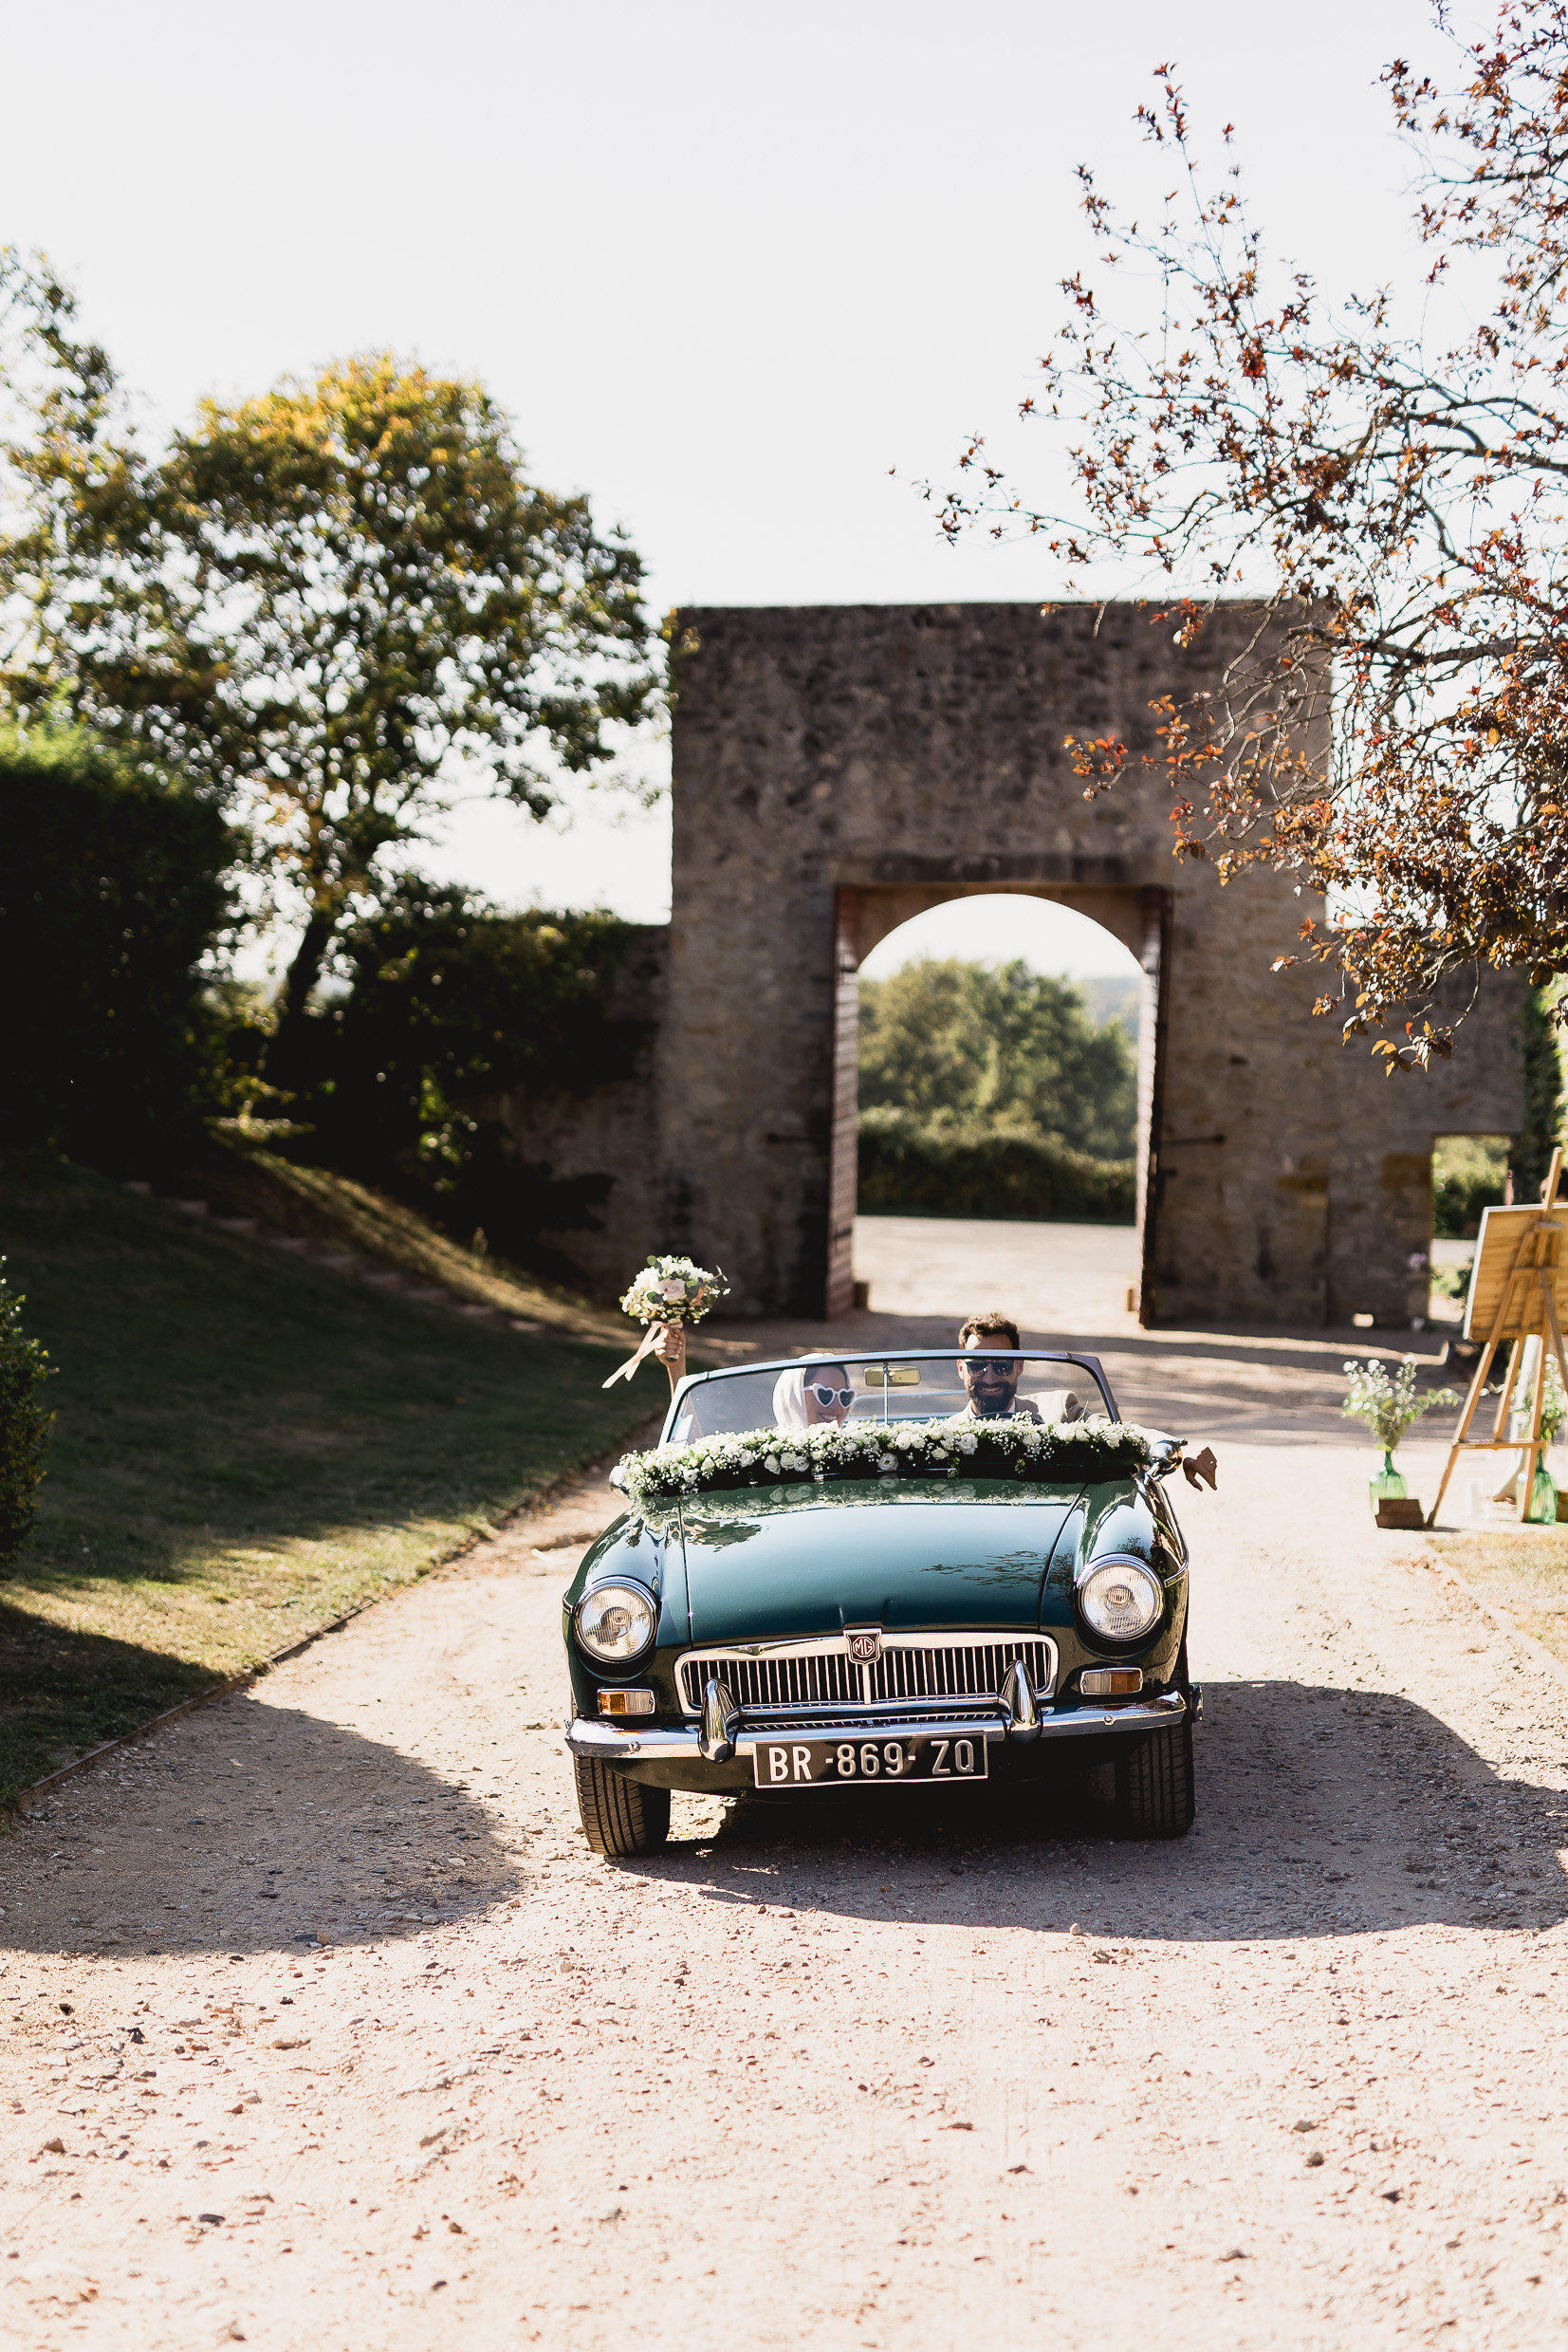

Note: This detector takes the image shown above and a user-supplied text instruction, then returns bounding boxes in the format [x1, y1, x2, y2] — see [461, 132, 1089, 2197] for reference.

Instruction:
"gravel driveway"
[2, 1324, 1566, 2349]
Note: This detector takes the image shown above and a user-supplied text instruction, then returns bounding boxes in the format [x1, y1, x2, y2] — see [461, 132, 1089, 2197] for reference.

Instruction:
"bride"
[769, 1358, 854, 1431]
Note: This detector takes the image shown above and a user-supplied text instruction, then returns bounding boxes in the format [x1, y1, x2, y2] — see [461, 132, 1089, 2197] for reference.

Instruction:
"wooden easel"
[1427, 1145, 1568, 1528]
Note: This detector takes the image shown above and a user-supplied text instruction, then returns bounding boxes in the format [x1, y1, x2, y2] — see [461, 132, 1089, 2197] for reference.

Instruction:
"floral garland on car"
[610, 1415, 1154, 1507]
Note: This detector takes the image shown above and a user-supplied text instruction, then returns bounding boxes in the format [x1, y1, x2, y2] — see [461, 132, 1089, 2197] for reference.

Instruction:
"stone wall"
[653, 601, 1524, 1325]
[490, 923, 669, 1298]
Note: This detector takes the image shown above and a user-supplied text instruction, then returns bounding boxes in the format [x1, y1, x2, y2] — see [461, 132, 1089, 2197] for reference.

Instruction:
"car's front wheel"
[573, 1755, 672, 1859]
[1114, 1710, 1195, 1839]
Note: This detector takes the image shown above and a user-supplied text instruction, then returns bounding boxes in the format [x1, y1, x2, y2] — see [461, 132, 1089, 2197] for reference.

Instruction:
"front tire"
[1114, 1711, 1195, 1839]
[573, 1755, 672, 1859]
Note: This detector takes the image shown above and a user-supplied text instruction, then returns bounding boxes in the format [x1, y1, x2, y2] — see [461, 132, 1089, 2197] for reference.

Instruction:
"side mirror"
[1147, 1435, 1218, 1490]
[1146, 1433, 1185, 1479]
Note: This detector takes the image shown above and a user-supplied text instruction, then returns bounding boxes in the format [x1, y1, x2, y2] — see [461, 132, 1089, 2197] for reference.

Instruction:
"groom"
[954, 1312, 1092, 1426]
[955, 1312, 1042, 1422]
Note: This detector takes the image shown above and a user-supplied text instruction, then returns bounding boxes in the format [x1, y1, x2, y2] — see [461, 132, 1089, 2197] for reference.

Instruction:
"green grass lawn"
[0, 1153, 658, 1806]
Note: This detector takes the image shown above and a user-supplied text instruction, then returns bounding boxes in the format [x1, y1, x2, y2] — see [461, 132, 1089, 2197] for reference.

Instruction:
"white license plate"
[751, 1732, 989, 1788]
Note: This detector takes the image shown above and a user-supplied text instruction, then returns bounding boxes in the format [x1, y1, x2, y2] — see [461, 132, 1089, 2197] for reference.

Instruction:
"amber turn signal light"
[597, 1688, 656, 1717]
[1079, 1667, 1143, 1698]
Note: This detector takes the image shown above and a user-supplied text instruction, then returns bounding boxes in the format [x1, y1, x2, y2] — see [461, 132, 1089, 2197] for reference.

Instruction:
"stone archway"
[823, 880, 1167, 1322]
[647, 601, 1526, 1327]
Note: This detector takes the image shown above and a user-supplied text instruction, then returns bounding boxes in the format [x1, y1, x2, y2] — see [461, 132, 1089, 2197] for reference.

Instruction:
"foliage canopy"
[0, 274, 659, 1029]
[858, 957, 1137, 1160]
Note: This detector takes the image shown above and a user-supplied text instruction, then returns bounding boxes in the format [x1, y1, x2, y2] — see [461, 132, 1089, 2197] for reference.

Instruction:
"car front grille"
[676, 1634, 1056, 1719]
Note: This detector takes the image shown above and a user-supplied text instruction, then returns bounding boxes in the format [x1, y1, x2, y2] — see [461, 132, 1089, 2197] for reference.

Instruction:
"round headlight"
[576, 1581, 657, 1664]
[1078, 1555, 1163, 1643]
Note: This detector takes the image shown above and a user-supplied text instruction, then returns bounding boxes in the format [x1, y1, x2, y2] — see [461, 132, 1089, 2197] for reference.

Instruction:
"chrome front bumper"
[564, 1687, 1190, 1764]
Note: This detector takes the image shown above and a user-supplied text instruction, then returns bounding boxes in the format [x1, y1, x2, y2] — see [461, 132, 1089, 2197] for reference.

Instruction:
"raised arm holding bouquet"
[601, 1255, 729, 1394]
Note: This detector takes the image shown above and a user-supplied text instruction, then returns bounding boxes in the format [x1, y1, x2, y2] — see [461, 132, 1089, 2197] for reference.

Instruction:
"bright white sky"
[0, 0, 1469, 976]
[857, 898, 1141, 984]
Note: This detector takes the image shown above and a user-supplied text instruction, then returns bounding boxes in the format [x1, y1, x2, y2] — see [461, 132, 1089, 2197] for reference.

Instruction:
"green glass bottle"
[1526, 1461, 1558, 1524]
[1369, 1452, 1408, 1514]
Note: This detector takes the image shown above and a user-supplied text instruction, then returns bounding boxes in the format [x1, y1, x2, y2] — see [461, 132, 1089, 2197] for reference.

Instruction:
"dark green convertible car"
[563, 1348, 1201, 1856]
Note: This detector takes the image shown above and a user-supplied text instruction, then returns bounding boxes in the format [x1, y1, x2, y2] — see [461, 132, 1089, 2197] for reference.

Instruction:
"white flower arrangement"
[610, 1414, 1155, 1508]
[1340, 1357, 1459, 1452]
[618, 1255, 729, 1327]
[602, 1255, 732, 1390]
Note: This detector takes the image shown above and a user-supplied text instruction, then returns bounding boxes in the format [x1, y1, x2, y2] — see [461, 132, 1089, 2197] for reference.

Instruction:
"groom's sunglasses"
[965, 1359, 1018, 1377]
[808, 1384, 856, 1408]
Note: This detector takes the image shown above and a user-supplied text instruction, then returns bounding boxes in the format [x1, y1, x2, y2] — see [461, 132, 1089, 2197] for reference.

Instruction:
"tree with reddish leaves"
[934, 1, 1568, 1068]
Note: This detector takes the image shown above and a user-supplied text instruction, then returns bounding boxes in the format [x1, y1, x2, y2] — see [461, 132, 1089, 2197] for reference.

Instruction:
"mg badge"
[845, 1626, 883, 1666]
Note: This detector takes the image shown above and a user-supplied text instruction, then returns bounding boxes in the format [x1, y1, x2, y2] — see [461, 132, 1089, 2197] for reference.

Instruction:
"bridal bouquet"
[619, 1256, 729, 1327]
[602, 1255, 729, 1389]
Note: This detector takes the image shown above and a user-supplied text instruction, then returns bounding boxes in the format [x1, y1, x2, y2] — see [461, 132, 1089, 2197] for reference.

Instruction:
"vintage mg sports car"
[562, 1349, 1200, 1856]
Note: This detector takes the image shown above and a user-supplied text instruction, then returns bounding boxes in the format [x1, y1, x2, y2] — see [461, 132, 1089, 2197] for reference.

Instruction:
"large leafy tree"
[933, 0, 1568, 1067]
[859, 958, 1137, 1159]
[0, 275, 659, 1049]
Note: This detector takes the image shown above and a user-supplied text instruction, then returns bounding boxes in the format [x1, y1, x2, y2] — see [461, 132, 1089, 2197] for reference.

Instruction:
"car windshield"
[662, 1351, 1117, 1445]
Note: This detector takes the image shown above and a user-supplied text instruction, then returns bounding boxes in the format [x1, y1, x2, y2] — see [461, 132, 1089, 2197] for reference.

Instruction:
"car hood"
[673, 1480, 1081, 1643]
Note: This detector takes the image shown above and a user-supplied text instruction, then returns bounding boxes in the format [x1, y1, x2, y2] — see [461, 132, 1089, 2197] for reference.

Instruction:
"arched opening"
[824, 885, 1168, 1328]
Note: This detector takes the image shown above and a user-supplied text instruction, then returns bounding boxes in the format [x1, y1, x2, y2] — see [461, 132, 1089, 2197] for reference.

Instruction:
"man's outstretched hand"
[1181, 1446, 1218, 1491]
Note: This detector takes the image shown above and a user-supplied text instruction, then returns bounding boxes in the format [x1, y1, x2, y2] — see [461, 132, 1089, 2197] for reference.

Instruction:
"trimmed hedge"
[858, 1109, 1134, 1223]
[0, 725, 233, 1172]
[1433, 1163, 1507, 1240]
[0, 1258, 54, 1566]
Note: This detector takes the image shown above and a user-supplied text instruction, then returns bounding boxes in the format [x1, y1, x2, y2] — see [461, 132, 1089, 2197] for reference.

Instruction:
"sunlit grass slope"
[205, 1143, 627, 1335]
[0, 1154, 652, 1806]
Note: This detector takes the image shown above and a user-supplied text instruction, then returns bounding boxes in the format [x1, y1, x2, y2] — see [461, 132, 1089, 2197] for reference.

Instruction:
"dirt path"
[3, 1332, 1567, 2350]
[852, 1213, 1141, 1336]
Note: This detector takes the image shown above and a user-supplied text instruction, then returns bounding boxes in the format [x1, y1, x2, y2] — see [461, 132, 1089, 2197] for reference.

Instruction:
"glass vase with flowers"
[1341, 1357, 1460, 1517]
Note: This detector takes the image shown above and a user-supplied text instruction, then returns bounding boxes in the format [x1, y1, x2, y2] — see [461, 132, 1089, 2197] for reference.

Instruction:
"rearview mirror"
[861, 1364, 922, 1387]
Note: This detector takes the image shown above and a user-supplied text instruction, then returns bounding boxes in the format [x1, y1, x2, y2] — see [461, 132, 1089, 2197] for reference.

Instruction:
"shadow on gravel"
[0, 1703, 523, 1960]
[629, 1678, 1568, 1944]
